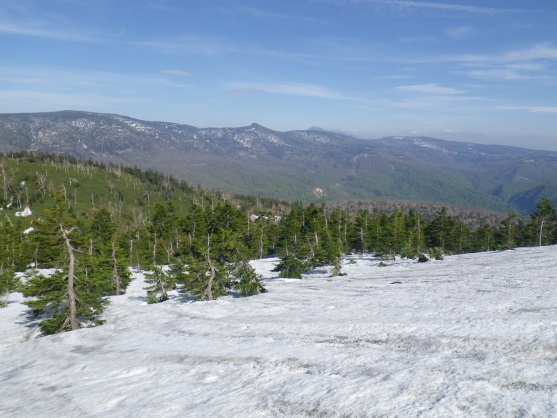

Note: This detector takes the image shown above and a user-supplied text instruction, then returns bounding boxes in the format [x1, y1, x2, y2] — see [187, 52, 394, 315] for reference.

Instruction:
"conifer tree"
[273, 207, 308, 275]
[183, 234, 230, 301]
[272, 254, 309, 279]
[144, 265, 173, 303]
[232, 258, 266, 296]
[22, 194, 107, 334]
[0, 264, 18, 307]
[425, 208, 466, 254]
[529, 196, 557, 246]
[497, 211, 518, 250]
[473, 224, 495, 252]
[351, 210, 369, 254]
[149, 202, 179, 263]
[88, 209, 131, 295]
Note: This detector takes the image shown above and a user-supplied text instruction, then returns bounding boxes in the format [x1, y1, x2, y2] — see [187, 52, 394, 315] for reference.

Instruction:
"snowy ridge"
[1, 246, 557, 417]
[3, 111, 557, 212]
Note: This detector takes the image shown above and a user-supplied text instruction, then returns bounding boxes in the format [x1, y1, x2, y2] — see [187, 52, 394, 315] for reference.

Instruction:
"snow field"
[1, 246, 556, 417]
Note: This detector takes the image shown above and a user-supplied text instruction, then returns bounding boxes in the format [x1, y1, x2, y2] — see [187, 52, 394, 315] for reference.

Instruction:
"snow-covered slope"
[1, 247, 557, 417]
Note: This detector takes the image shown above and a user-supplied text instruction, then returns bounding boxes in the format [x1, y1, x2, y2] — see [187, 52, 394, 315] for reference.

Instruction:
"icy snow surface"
[1, 247, 557, 417]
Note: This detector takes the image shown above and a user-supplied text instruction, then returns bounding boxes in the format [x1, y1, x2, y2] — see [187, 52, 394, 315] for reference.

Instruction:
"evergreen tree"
[0, 264, 18, 307]
[425, 208, 468, 254]
[231, 259, 266, 296]
[88, 209, 131, 295]
[183, 234, 230, 301]
[496, 211, 518, 250]
[144, 265, 174, 303]
[149, 202, 179, 264]
[351, 210, 369, 254]
[473, 224, 495, 252]
[22, 194, 107, 334]
[529, 196, 557, 246]
[272, 254, 309, 279]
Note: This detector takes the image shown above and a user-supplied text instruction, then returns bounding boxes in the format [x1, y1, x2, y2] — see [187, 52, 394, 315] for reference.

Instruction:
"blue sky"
[1, 0, 557, 150]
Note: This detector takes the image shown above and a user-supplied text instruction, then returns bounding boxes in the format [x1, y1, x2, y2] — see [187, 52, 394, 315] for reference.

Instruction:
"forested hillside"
[2, 111, 557, 213]
[1, 153, 556, 336]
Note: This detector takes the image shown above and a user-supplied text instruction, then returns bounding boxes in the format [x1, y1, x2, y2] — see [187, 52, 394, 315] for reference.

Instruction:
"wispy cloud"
[225, 88, 266, 97]
[0, 1, 104, 43]
[138, 35, 248, 56]
[0, 20, 101, 42]
[0, 65, 184, 113]
[324, 0, 511, 15]
[500, 43, 557, 63]
[465, 69, 547, 80]
[226, 81, 359, 101]
[454, 43, 557, 80]
[0, 90, 136, 109]
[498, 106, 557, 114]
[160, 69, 192, 78]
[238, 6, 320, 23]
[382, 0, 507, 14]
[445, 26, 476, 40]
[395, 83, 464, 95]
[139, 34, 341, 65]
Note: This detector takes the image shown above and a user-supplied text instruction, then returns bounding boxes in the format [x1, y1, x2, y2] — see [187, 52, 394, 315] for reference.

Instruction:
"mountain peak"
[1, 110, 556, 214]
[308, 126, 327, 132]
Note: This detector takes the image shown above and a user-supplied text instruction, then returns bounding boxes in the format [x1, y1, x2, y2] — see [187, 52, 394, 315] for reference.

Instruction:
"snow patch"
[1, 247, 557, 416]
[15, 207, 32, 217]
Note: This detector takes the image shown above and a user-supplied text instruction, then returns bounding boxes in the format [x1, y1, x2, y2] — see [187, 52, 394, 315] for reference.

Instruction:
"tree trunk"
[156, 269, 168, 301]
[112, 242, 121, 295]
[61, 226, 79, 331]
[538, 219, 545, 247]
[205, 234, 214, 301]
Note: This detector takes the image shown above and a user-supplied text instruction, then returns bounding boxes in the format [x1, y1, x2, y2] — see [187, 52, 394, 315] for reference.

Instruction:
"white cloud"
[451, 43, 557, 80]
[227, 82, 357, 100]
[395, 83, 464, 95]
[225, 88, 266, 97]
[498, 106, 557, 114]
[445, 26, 475, 40]
[238, 6, 319, 23]
[466, 69, 546, 80]
[0, 20, 100, 42]
[500, 43, 557, 63]
[160, 70, 192, 78]
[338, 0, 509, 15]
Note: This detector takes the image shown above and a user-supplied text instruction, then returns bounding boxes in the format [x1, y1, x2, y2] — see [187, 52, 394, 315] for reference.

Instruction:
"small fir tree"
[23, 195, 108, 334]
[272, 254, 309, 279]
[232, 258, 266, 296]
[144, 265, 173, 304]
[0, 264, 18, 307]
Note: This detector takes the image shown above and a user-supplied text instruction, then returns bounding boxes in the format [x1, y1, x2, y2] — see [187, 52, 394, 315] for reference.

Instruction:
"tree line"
[1, 154, 556, 336]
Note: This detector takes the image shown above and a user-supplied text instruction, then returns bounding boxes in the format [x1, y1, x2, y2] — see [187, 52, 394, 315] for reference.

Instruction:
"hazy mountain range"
[1, 110, 556, 214]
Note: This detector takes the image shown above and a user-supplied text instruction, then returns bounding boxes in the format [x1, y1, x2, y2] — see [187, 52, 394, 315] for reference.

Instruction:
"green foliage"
[272, 254, 309, 279]
[183, 254, 230, 301]
[144, 265, 174, 304]
[20, 195, 121, 334]
[0, 264, 19, 307]
[231, 259, 266, 297]
[3, 152, 557, 335]
[428, 247, 444, 260]
[528, 196, 557, 246]
[330, 256, 346, 277]
[23, 267, 107, 335]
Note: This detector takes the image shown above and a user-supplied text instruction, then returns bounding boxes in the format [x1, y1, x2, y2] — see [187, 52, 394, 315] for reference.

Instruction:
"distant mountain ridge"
[1, 110, 556, 214]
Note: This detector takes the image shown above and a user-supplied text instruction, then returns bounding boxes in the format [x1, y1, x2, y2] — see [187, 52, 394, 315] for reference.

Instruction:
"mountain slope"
[1, 110, 556, 213]
[2, 247, 557, 416]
